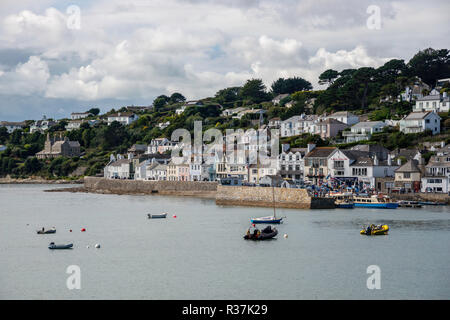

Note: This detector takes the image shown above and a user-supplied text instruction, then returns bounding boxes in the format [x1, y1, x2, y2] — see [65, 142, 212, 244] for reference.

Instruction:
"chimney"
[387, 154, 392, 166]
[397, 158, 402, 166]
[307, 143, 316, 154]
[441, 141, 445, 148]
[374, 155, 379, 166]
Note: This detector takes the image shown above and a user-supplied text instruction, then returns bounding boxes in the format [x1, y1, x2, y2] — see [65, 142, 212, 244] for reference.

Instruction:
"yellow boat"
[360, 224, 389, 235]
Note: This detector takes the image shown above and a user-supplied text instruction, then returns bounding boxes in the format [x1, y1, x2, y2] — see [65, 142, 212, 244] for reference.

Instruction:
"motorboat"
[48, 242, 73, 249]
[397, 200, 422, 208]
[37, 227, 56, 234]
[360, 224, 389, 235]
[353, 194, 398, 209]
[329, 192, 354, 208]
[147, 213, 168, 219]
[244, 225, 278, 240]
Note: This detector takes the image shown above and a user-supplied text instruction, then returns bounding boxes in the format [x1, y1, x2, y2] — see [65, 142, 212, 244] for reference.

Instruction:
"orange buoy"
[173, 215, 177, 218]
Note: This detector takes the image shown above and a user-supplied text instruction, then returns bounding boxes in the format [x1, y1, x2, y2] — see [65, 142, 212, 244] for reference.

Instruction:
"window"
[403, 172, 411, 179]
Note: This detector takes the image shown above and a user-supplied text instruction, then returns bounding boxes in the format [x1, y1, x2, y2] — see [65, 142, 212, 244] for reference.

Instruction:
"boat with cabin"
[353, 194, 398, 209]
[250, 185, 284, 224]
[329, 192, 355, 208]
[397, 200, 422, 208]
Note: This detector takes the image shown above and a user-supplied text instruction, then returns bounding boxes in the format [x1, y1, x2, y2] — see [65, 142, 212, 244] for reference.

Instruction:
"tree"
[169, 93, 186, 104]
[318, 69, 339, 86]
[239, 79, 270, 103]
[271, 77, 313, 95]
[87, 108, 100, 116]
[407, 48, 450, 86]
[153, 95, 170, 110]
[214, 87, 241, 105]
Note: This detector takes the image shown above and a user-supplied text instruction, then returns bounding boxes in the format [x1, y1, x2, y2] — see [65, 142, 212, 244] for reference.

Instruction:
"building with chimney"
[36, 133, 80, 159]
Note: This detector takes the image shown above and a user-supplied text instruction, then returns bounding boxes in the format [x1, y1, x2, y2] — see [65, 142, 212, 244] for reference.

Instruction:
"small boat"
[147, 213, 167, 219]
[244, 225, 278, 240]
[251, 185, 284, 224]
[353, 194, 398, 209]
[251, 216, 283, 224]
[418, 201, 447, 206]
[48, 242, 73, 249]
[397, 200, 422, 208]
[329, 192, 355, 208]
[360, 224, 389, 235]
[37, 227, 56, 234]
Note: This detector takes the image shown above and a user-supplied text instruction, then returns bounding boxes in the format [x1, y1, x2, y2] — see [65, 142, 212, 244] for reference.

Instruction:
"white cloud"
[0, 56, 49, 95]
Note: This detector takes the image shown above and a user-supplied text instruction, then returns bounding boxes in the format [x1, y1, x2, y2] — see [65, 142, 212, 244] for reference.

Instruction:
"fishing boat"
[244, 225, 278, 240]
[147, 213, 167, 219]
[48, 242, 73, 249]
[418, 201, 447, 206]
[353, 194, 398, 209]
[397, 200, 422, 208]
[37, 227, 56, 234]
[360, 224, 389, 235]
[329, 192, 354, 208]
[250, 185, 283, 224]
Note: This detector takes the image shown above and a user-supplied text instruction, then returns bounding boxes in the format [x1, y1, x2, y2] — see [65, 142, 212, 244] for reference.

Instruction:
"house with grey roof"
[325, 111, 360, 125]
[413, 91, 449, 113]
[394, 159, 424, 192]
[104, 156, 133, 179]
[343, 121, 387, 143]
[0, 121, 26, 133]
[399, 111, 441, 135]
[272, 94, 290, 105]
[421, 146, 450, 194]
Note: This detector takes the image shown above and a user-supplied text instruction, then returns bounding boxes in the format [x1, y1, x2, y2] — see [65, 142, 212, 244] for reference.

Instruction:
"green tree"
[239, 79, 270, 103]
[318, 69, 339, 86]
[87, 108, 100, 116]
[169, 93, 186, 104]
[407, 48, 450, 86]
[271, 77, 312, 95]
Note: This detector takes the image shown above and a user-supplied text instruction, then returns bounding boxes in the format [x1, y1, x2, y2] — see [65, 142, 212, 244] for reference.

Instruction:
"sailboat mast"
[272, 184, 276, 218]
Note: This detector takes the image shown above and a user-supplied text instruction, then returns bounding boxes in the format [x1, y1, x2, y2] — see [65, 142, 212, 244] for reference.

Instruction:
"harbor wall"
[390, 193, 450, 204]
[83, 177, 218, 198]
[83, 177, 335, 208]
[215, 185, 335, 209]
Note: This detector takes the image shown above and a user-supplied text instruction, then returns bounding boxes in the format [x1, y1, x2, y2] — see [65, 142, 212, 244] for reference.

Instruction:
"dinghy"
[147, 213, 167, 219]
[48, 242, 73, 249]
[37, 227, 56, 234]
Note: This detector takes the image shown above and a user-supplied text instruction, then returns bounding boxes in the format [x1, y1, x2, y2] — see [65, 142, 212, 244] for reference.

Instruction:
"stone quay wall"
[83, 177, 218, 198]
[215, 185, 335, 209]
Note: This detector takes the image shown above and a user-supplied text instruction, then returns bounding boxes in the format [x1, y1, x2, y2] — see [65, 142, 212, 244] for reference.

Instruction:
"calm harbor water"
[1, 184, 449, 300]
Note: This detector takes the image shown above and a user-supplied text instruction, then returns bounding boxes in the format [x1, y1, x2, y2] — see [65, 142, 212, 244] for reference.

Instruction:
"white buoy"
[284, 234, 288, 239]
[95, 243, 101, 248]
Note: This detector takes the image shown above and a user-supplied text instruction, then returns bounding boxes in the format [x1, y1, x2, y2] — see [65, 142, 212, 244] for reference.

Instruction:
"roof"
[305, 147, 336, 158]
[416, 94, 441, 102]
[404, 111, 439, 120]
[108, 112, 136, 118]
[273, 94, 289, 100]
[340, 150, 371, 160]
[395, 159, 421, 173]
[329, 111, 357, 117]
[108, 159, 132, 167]
[351, 121, 385, 128]
[0, 121, 26, 126]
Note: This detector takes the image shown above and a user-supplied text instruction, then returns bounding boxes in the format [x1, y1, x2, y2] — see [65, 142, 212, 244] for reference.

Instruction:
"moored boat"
[251, 216, 283, 224]
[244, 225, 278, 240]
[353, 194, 398, 209]
[148, 213, 168, 219]
[37, 227, 56, 234]
[360, 224, 389, 235]
[48, 242, 73, 249]
[329, 192, 355, 208]
[397, 200, 422, 208]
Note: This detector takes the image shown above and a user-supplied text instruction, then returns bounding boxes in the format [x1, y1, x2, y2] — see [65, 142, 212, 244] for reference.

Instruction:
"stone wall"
[391, 192, 450, 204]
[215, 185, 335, 209]
[84, 177, 218, 198]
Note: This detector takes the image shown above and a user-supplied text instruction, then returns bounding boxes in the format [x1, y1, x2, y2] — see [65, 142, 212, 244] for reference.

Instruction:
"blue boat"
[336, 203, 355, 209]
[251, 185, 284, 224]
[353, 195, 398, 209]
[251, 216, 283, 224]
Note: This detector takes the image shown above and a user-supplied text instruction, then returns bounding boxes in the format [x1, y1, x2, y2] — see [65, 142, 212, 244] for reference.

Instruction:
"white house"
[175, 106, 187, 115]
[70, 112, 91, 120]
[146, 163, 168, 181]
[343, 121, 387, 143]
[278, 150, 304, 182]
[104, 156, 133, 179]
[421, 149, 450, 194]
[147, 138, 170, 154]
[280, 114, 317, 137]
[107, 112, 138, 126]
[272, 94, 290, 105]
[0, 121, 26, 133]
[326, 111, 360, 125]
[414, 92, 450, 113]
[399, 111, 441, 135]
[158, 121, 170, 130]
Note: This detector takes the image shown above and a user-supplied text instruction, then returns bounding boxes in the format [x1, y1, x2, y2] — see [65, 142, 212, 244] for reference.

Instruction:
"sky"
[0, 0, 449, 121]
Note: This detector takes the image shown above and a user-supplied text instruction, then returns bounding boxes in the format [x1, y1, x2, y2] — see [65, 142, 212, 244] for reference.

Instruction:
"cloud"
[0, 0, 448, 120]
